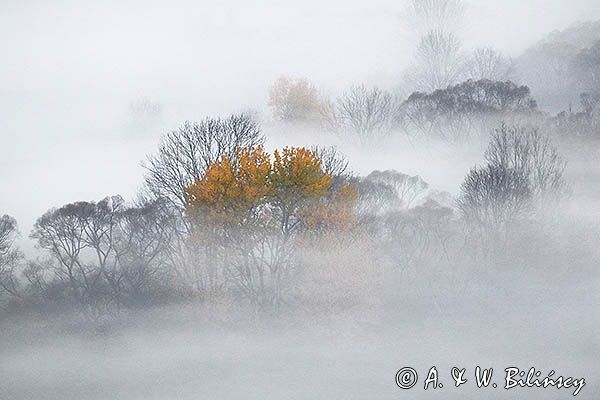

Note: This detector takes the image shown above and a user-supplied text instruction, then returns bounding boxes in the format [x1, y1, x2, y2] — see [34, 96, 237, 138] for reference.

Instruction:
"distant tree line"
[0, 112, 569, 318]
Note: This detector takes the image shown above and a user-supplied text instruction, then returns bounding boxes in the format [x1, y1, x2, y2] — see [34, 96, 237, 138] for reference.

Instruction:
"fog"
[2, 0, 600, 238]
[3, 286, 597, 400]
[1, 1, 599, 399]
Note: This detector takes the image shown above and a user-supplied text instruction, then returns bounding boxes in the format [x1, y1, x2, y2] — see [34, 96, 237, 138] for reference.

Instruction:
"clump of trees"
[0, 101, 577, 321]
[354, 180, 459, 307]
[143, 114, 263, 209]
[322, 85, 395, 143]
[396, 79, 538, 139]
[549, 92, 600, 137]
[260, 6, 595, 150]
[403, 0, 514, 92]
[3, 103, 487, 318]
[184, 146, 356, 308]
[0, 145, 358, 315]
[142, 114, 358, 308]
[458, 164, 532, 229]
[363, 170, 429, 209]
[458, 124, 566, 238]
[353, 170, 436, 218]
[28, 196, 176, 315]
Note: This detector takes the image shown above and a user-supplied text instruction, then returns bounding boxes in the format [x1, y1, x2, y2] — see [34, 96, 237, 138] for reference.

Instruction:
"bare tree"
[465, 47, 516, 81]
[457, 164, 532, 228]
[114, 198, 176, 304]
[410, 30, 464, 92]
[325, 85, 393, 142]
[406, 0, 465, 35]
[365, 170, 429, 208]
[30, 196, 180, 311]
[355, 179, 401, 216]
[0, 215, 22, 297]
[403, 0, 466, 93]
[484, 124, 567, 201]
[311, 146, 350, 179]
[31, 202, 106, 309]
[143, 114, 264, 209]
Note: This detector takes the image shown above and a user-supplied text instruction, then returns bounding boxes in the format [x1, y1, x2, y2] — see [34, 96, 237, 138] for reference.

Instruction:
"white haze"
[1, 2, 599, 400]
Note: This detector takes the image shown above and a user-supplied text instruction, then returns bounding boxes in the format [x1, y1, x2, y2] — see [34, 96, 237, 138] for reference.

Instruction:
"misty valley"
[0, 1, 599, 399]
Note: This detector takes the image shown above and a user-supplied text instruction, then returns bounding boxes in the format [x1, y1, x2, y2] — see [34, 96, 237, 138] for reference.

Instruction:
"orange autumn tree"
[185, 146, 272, 225]
[270, 147, 333, 236]
[185, 146, 346, 231]
[183, 147, 272, 299]
[184, 145, 356, 308]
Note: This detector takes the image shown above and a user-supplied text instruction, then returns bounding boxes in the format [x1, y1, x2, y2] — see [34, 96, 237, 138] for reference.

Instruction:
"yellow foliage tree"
[271, 148, 331, 201]
[184, 145, 357, 307]
[185, 146, 272, 225]
[185, 146, 354, 234]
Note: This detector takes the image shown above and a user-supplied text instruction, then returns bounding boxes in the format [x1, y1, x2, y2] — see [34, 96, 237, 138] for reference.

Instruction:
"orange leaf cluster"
[185, 147, 272, 223]
[185, 146, 355, 231]
[271, 147, 332, 205]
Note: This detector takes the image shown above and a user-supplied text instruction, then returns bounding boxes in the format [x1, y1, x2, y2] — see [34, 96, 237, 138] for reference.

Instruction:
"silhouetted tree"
[365, 170, 429, 208]
[324, 85, 393, 142]
[484, 124, 566, 201]
[458, 164, 532, 228]
[410, 30, 464, 92]
[0, 215, 21, 297]
[31, 196, 177, 312]
[355, 179, 400, 217]
[143, 114, 264, 209]
[397, 79, 538, 138]
[311, 146, 349, 179]
[465, 47, 516, 81]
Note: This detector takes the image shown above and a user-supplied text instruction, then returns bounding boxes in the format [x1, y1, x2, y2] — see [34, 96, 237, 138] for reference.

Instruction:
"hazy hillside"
[516, 20, 600, 111]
